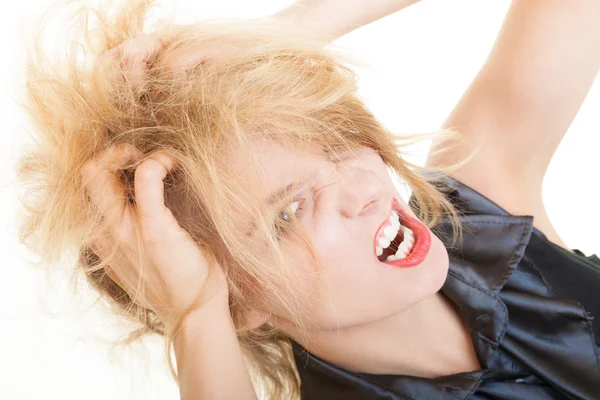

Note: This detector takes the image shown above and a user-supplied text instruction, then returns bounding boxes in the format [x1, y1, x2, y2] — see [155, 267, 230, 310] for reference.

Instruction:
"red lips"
[374, 199, 431, 268]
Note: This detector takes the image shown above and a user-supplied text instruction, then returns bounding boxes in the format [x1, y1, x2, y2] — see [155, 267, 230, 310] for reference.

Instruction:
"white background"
[1, 0, 599, 399]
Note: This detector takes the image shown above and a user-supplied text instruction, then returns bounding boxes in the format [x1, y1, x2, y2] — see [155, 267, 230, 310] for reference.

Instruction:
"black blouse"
[292, 176, 600, 399]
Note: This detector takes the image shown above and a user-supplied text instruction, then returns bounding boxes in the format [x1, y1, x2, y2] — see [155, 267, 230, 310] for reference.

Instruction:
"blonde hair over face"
[16, 0, 470, 397]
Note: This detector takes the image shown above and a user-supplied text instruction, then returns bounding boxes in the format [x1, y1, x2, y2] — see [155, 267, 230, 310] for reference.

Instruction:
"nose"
[336, 168, 383, 218]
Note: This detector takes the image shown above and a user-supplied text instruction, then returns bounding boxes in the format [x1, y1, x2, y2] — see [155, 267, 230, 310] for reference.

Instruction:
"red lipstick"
[374, 199, 432, 268]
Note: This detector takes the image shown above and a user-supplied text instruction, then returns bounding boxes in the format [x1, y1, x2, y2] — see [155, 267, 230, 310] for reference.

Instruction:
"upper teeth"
[375, 211, 415, 261]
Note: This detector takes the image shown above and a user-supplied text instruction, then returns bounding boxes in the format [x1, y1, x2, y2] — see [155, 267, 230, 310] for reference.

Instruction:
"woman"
[16, 0, 600, 399]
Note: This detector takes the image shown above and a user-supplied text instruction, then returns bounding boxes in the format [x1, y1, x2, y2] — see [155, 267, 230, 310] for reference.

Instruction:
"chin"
[428, 234, 451, 291]
[402, 232, 450, 304]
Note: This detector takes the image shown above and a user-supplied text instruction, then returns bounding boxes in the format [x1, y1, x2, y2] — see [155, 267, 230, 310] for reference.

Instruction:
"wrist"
[271, 0, 349, 43]
[174, 305, 232, 359]
[272, 0, 422, 43]
[172, 296, 232, 338]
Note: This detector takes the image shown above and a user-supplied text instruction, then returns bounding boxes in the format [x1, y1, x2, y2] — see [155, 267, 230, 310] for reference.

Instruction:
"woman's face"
[234, 140, 449, 333]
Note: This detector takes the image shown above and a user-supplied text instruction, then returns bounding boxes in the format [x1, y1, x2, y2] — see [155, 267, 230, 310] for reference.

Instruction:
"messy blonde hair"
[16, 0, 471, 397]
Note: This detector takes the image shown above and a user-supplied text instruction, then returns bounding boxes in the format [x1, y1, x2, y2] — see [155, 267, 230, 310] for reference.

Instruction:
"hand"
[98, 31, 240, 90]
[98, 33, 164, 90]
[81, 143, 229, 333]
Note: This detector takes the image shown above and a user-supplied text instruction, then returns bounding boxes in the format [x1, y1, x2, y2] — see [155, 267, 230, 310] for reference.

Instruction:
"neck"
[292, 292, 480, 378]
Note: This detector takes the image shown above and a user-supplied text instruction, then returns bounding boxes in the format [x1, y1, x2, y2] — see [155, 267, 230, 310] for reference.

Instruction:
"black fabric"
[292, 176, 600, 399]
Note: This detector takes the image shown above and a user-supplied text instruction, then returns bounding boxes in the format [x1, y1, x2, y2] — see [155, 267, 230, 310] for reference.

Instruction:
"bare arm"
[427, 0, 600, 248]
[174, 302, 257, 400]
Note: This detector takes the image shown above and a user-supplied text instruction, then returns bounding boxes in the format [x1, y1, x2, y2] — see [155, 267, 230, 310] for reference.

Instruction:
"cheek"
[309, 228, 450, 328]
[268, 211, 450, 330]
[256, 244, 324, 329]
[275, 238, 328, 298]
[270, 230, 360, 318]
[309, 218, 372, 285]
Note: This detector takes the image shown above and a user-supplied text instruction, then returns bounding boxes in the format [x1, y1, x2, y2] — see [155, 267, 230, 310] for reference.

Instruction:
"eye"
[281, 200, 299, 222]
[275, 199, 304, 238]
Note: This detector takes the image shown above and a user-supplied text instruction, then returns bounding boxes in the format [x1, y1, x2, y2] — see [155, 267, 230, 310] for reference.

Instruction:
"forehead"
[228, 138, 325, 194]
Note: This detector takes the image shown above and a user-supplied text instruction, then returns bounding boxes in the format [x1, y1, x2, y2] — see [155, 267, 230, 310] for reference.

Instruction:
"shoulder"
[426, 146, 572, 252]
[524, 230, 600, 321]
[430, 173, 600, 296]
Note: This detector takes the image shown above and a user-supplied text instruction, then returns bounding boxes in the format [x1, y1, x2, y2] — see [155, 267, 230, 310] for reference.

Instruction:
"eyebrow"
[266, 179, 307, 206]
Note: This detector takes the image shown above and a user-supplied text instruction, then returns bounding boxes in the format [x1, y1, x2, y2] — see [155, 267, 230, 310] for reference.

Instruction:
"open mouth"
[375, 209, 415, 262]
[373, 199, 431, 268]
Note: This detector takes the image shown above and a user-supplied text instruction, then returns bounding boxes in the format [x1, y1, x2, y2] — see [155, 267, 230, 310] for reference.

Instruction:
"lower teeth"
[375, 216, 416, 262]
[386, 229, 415, 261]
[387, 245, 411, 261]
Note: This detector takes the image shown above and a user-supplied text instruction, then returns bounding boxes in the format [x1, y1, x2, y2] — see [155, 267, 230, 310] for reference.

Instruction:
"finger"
[81, 144, 144, 243]
[105, 266, 126, 290]
[121, 33, 163, 62]
[166, 44, 234, 79]
[165, 47, 209, 79]
[179, 52, 209, 72]
[90, 237, 128, 290]
[133, 151, 177, 221]
[98, 46, 125, 84]
[120, 34, 163, 88]
[105, 263, 152, 310]
[90, 235, 151, 308]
